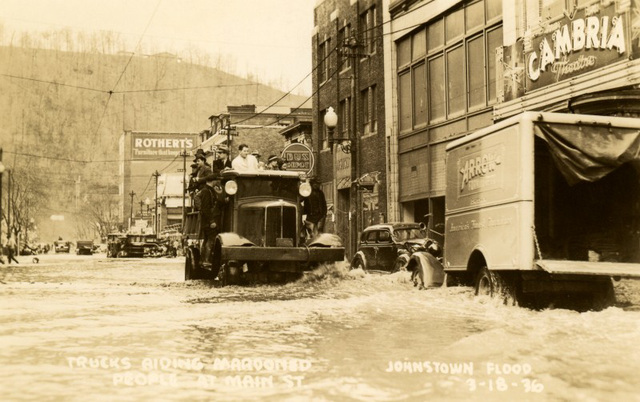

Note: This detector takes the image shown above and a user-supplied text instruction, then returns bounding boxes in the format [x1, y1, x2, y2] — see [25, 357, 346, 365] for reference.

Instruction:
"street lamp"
[324, 106, 351, 153]
[129, 190, 135, 229]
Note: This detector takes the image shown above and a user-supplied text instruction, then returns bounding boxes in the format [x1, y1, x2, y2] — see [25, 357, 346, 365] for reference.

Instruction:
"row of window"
[397, 0, 502, 133]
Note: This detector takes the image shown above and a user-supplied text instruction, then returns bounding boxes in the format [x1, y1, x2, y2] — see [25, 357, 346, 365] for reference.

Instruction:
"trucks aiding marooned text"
[443, 112, 640, 309]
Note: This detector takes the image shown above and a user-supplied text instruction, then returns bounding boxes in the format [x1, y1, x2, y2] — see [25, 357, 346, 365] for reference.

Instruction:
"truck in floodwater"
[442, 112, 640, 309]
[183, 169, 344, 285]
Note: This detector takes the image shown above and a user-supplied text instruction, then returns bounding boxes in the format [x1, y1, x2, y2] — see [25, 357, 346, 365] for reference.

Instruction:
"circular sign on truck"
[281, 143, 314, 174]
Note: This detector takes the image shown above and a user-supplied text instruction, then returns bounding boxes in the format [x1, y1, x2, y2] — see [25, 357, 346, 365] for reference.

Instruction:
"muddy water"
[1, 254, 639, 401]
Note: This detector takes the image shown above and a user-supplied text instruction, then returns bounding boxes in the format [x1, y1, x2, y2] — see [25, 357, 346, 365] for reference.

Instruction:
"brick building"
[312, 0, 388, 258]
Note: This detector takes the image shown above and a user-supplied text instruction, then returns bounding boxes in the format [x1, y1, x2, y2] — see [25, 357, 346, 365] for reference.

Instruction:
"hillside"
[0, 46, 309, 239]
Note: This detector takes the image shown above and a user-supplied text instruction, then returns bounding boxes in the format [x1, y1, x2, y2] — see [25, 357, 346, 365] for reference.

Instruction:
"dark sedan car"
[351, 222, 428, 273]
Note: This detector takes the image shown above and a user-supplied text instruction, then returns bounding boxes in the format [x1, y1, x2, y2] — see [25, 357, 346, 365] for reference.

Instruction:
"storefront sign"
[281, 143, 314, 174]
[525, 3, 628, 91]
[131, 132, 197, 161]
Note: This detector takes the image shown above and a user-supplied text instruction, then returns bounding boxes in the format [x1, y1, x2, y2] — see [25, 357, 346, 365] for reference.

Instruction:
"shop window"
[413, 63, 427, 127]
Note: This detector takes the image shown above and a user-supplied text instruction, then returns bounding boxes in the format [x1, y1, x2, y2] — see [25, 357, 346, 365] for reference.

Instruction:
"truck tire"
[474, 267, 518, 306]
[393, 255, 409, 273]
[591, 278, 615, 311]
[185, 248, 209, 280]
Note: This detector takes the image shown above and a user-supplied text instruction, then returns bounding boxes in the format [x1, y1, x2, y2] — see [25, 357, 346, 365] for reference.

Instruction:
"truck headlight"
[299, 182, 311, 197]
[225, 180, 238, 195]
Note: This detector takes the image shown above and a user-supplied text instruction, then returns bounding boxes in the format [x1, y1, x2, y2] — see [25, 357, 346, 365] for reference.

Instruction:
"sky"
[0, 0, 317, 95]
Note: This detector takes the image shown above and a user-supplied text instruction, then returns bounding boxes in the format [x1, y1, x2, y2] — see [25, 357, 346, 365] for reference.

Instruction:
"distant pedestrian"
[6, 235, 19, 264]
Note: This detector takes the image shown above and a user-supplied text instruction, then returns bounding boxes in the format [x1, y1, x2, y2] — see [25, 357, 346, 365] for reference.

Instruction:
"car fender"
[408, 251, 445, 288]
[307, 233, 343, 247]
[216, 232, 256, 248]
[352, 250, 369, 268]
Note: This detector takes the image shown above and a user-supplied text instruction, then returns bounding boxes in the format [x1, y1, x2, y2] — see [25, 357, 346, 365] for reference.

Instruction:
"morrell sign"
[525, 3, 630, 91]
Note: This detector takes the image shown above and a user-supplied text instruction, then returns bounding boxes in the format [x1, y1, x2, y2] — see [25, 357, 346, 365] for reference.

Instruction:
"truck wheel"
[392, 255, 409, 273]
[185, 248, 209, 280]
[221, 261, 242, 286]
[591, 278, 615, 311]
[474, 267, 518, 306]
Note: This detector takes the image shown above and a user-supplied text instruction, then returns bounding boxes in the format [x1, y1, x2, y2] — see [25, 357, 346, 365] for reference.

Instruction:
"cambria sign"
[524, 2, 630, 91]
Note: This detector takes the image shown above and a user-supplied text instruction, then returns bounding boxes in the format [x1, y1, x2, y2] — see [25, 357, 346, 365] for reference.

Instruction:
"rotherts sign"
[525, 3, 628, 90]
[281, 143, 314, 174]
[131, 132, 198, 161]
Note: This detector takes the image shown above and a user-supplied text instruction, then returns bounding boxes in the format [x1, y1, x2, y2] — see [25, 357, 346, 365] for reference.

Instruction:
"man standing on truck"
[231, 144, 258, 171]
[303, 179, 327, 237]
[199, 174, 226, 269]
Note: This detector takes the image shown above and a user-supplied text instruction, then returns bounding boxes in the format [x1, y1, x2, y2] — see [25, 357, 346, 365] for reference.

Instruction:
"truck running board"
[536, 260, 640, 278]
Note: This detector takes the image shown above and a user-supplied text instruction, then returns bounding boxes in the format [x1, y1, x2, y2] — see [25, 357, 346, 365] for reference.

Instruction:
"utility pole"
[129, 190, 136, 230]
[152, 171, 160, 235]
[0, 148, 4, 243]
[180, 148, 188, 231]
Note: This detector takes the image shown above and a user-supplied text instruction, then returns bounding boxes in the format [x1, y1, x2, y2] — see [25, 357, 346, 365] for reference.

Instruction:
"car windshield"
[393, 228, 426, 241]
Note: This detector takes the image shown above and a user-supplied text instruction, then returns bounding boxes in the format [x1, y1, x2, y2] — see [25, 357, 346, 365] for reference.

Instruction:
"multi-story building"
[385, 0, 640, 237]
[386, 0, 504, 238]
[313, 0, 388, 258]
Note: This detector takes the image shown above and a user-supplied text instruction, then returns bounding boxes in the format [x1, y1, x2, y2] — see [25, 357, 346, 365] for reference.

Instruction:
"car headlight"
[299, 182, 312, 197]
[224, 180, 238, 195]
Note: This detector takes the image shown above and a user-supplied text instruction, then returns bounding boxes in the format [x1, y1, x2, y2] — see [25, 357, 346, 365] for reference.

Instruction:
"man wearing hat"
[199, 173, 226, 270]
[213, 144, 232, 175]
[193, 153, 212, 191]
[266, 155, 279, 170]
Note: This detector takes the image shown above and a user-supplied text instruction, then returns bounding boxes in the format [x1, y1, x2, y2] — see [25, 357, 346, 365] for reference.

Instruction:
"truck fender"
[307, 233, 343, 247]
[409, 251, 445, 288]
[466, 245, 491, 273]
[216, 232, 255, 248]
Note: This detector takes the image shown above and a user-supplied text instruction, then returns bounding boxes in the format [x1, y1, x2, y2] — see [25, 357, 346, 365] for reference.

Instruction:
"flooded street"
[1, 254, 639, 401]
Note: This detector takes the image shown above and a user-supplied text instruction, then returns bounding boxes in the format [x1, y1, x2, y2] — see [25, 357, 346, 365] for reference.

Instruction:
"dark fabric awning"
[534, 122, 640, 185]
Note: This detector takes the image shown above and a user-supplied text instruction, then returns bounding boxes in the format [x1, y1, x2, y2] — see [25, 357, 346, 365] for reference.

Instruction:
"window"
[339, 98, 350, 139]
[371, 85, 378, 132]
[339, 24, 352, 71]
[399, 72, 412, 132]
[318, 39, 330, 83]
[360, 6, 377, 55]
[413, 63, 427, 126]
[396, 0, 502, 130]
[378, 230, 391, 242]
[362, 85, 378, 134]
[362, 88, 369, 134]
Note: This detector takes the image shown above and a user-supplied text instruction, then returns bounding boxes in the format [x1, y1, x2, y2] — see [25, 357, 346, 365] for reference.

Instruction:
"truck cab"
[183, 169, 344, 284]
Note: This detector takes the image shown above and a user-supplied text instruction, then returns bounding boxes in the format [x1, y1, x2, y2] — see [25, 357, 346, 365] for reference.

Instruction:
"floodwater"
[1, 254, 639, 402]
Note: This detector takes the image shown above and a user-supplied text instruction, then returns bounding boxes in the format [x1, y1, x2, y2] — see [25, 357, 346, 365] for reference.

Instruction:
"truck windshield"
[236, 177, 299, 200]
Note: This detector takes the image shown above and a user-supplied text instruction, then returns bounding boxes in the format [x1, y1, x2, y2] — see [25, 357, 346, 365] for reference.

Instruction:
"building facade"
[313, 0, 388, 259]
[119, 131, 199, 233]
[386, 0, 503, 241]
[385, 0, 640, 239]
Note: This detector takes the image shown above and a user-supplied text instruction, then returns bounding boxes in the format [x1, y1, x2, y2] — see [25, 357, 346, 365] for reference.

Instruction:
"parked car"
[54, 240, 71, 253]
[76, 240, 94, 255]
[351, 222, 431, 273]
